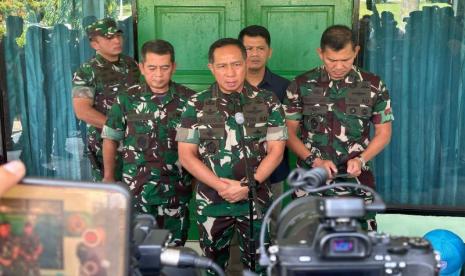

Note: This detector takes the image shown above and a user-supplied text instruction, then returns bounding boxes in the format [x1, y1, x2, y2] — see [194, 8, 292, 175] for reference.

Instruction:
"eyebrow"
[147, 64, 170, 68]
[329, 57, 352, 62]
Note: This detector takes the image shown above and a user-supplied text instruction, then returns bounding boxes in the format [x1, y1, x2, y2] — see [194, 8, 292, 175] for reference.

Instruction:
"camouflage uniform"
[72, 18, 140, 181]
[283, 65, 394, 230]
[102, 82, 195, 246]
[0, 236, 16, 276]
[176, 83, 287, 273]
[16, 233, 41, 276]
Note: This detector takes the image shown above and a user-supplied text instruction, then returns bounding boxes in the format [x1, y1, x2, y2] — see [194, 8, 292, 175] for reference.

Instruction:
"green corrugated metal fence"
[365, 6, 465, 206]
[2, 15, 135, 180]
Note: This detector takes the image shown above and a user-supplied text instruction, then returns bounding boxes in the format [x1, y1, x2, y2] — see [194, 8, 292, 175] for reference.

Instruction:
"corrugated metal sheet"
[365, 6, 465, 206]
[3, 15, 135, 180]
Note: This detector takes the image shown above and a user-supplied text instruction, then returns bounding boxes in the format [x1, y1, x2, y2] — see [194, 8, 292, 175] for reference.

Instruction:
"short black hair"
[208, 38, 247, 63]
[320, 25, 355, 51]
[238, 25, 271, 46]
[140, 39, 175, 63]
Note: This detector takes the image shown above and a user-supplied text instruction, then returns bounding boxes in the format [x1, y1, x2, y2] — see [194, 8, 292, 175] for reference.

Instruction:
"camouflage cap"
[86, 18, 123, 38]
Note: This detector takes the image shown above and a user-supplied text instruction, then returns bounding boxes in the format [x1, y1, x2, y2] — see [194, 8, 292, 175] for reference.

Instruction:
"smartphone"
[0, 178, 131, 276]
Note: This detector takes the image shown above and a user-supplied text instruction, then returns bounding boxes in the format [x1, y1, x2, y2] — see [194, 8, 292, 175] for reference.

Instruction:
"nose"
[154, 68, 162, 77]
[110, 36, 122, 44]
[225, 65, 236, 77]
[334, 61, 345, 70]
[248, 48, 258, 56]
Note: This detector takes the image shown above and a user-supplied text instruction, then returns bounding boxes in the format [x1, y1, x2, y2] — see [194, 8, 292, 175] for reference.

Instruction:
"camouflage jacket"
[72, 53, 140, 154]
[283, 65, 394, 173]
[18, 234, 40, 256]
[102, 82, 195, 206]
[0, 236, 15, 259]
[176, 82, 287, 217]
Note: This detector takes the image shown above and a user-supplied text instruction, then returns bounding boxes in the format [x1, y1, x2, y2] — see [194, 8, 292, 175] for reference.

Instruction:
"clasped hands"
[217, 178, 249, 203]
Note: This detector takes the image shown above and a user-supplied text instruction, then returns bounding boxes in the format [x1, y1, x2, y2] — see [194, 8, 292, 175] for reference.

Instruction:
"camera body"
[274, 231, 438, 276]
[260, 170, 441, 276]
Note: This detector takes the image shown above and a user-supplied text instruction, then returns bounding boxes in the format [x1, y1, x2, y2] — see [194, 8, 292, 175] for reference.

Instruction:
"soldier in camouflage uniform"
[0, 222, 18, 276]
[101, 40, 195, 246]
[284, 25, 393, 231]
[72, 18, 140, 181]
[16, 222, 42, 276]
[176, 38, 287, 274]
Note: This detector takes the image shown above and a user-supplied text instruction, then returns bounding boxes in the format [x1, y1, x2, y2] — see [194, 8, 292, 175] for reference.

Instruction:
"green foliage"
[0, 0, 53, 40]
[1, 0, 125, 46]
[15, 31, 26, 48]
[106, 0, 118, 18]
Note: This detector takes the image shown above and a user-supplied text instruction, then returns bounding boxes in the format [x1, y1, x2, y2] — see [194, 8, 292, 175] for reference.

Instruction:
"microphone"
[234, 112, 245, 125]
[233, 109, 261, 271]
[287, 167, 328, 192]
[161, 248, 210, 268]
[160, 248, 225, 276]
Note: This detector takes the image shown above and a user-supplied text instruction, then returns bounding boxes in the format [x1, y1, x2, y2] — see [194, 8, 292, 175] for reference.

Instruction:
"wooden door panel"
[246, 0, 353, 79]
[137, 0, 244, 90]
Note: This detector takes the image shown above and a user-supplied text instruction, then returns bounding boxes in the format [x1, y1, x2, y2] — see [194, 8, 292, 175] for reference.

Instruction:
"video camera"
[0, 169, 440, 276]
[259, 167, 440, 276]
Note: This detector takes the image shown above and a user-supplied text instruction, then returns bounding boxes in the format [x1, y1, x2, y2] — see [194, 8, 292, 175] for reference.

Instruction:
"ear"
[268, 47, 273, 59]
[208, 63, 214, 74]
[172, 62, 177, 74]
[138, 62, 144, 74]
[90, 39, 99, 51]
[354, 45, 360, 57]
[317, 48, 324, 61]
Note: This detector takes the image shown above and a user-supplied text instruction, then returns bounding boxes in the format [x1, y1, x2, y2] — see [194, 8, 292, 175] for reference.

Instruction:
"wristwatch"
[304, 154, 316, 167]
[356, 156, 367, 168]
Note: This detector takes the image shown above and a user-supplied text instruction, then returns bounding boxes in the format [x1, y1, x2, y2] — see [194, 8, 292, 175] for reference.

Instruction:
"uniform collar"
[212, 81, 258, 100]
[95, 53, 122, 65]
[319, 65, 360, 83]
[141, 81, 177, 105]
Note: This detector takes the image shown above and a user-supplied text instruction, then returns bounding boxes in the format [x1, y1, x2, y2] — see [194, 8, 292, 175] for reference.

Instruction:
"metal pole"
[0, 40, 7, 163]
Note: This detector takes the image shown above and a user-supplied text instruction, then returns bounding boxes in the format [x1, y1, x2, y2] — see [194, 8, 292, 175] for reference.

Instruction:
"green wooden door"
[245, 0, 353, 80]
[137, 0, 243, 91]
[137, 0, 353, 90]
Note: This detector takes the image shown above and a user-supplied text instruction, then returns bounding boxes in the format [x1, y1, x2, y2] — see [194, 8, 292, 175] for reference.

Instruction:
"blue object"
[424, 229, 465, 276]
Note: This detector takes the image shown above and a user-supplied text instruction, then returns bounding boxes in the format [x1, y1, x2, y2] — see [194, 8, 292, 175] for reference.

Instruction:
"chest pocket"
[198, 100, 225, 155]
[198, 127, 224, 155]
[302, 87, 330, 131]
[166, 108, 182, 147]
[345, 83, 372, 118]
[127, 113, 154, 151]
[243, 101, 268, 139]
[93, 65, 126, 113]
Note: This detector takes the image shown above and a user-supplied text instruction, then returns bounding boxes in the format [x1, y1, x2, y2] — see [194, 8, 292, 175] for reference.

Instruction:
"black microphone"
[287, 167, 328, 192]
[160, 248, 225, 276]
[234, 109, 260, 271]
[234, 111, 262, 218]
